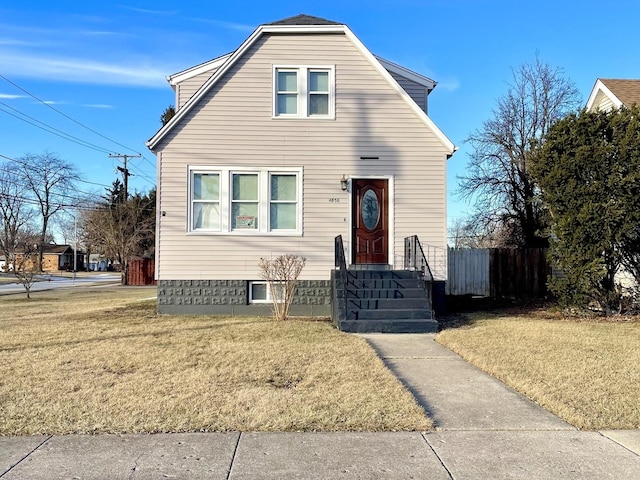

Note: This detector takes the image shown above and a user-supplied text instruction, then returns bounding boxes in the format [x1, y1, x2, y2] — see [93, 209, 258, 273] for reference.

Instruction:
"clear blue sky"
[1, 1, 639, 225]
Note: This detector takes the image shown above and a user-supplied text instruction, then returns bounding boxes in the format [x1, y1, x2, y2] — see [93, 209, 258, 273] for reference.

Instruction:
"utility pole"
[109, 153, 141, 199]
[73, 214, 77, 285]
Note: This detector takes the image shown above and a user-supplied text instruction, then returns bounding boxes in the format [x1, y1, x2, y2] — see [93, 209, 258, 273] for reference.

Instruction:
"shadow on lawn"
[439, 295, 553, 331]
[0, 304, 335, 353]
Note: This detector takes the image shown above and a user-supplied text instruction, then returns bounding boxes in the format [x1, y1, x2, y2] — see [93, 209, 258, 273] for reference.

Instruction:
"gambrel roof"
[147, 14, 455, 154]
[586, 78, 640, 111]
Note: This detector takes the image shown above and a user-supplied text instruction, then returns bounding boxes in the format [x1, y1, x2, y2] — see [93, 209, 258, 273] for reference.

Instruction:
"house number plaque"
[328, 198, 341, 203]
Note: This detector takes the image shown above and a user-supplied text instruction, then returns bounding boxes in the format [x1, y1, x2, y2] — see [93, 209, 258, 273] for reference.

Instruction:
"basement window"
[249, 281, 284, 304]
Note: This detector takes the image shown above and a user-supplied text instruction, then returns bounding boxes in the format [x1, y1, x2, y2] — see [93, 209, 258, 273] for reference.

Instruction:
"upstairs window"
[273, 66, 334, 118]
[308, 70, 329, 115]
[276, 70, 298, 115]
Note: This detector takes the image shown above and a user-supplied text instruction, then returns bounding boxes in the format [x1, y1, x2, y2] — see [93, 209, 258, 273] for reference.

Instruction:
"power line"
[0, 73, 143, 155]
[139, 155, 156, 169]
[125, 161, 156, 186]
[0, 153, 112, 189]
[0, 75, 157, 188]
[0, 191, 99, 212]
[0, 102, 112, 154]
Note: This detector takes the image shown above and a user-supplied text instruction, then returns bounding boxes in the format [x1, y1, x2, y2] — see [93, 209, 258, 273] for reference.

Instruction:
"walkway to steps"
[358, 333, 640, 478]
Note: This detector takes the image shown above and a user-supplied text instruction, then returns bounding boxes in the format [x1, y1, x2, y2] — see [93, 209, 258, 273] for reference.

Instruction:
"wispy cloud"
[0, 93, 26, 99]
[184, 17, 254, 33]
[0, 52, 169, 88]
[0, 38, 36, 46]
[389, 55, 461, 93]
[77, 30, 123, 37]
[120, 6, 177, 16]
[82, 104, 114, 109]
[436, 77, 461, 92]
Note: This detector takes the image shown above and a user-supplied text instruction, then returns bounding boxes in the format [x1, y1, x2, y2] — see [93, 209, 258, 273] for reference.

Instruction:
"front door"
[352, 178, 389, 264]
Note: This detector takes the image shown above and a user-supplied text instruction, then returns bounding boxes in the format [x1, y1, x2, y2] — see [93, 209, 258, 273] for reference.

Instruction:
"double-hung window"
[269, 173, 298, 230]
[191, 172, 220, 231]
[189, 166, 302, 235]
[308, 70, 329, 115]
[276, 70, 298, 115]
[273, 66, 334, 118]
[231, 173, 259, 230]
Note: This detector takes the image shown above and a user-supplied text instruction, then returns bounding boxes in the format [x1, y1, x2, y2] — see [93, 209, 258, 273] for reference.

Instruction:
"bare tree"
[83, 187, 155, 285]
[259, 254, 306, 320]
[17, 152, 79, 270]
[0, 162, 36, 270]
[448, 217, 518, 248]
[12, 242, 39, 298]
[459, 56, 581, 248]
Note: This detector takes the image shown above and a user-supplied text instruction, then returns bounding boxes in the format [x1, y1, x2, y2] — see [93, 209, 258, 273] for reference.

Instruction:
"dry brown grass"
[437, 311, 640, 430]
[0, 274, 18, 285]
[0, 287, 431, 435]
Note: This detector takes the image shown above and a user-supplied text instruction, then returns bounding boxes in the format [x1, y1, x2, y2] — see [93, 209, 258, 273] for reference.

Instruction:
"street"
[0, 273, 121, 296]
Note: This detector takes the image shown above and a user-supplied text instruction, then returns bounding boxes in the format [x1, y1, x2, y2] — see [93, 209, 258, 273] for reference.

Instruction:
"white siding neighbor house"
[586, 78, 640, 293]
[147, 14, 455, 330]
[586, 78, 640, 112]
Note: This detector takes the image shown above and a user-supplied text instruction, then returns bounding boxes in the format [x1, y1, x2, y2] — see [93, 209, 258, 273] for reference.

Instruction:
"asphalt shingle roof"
[267, 14, 342, 26]
[600, 79, 640, 107]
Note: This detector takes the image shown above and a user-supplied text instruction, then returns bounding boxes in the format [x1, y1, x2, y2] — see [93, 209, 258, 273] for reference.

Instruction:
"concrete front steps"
[332, 269, 436, 333]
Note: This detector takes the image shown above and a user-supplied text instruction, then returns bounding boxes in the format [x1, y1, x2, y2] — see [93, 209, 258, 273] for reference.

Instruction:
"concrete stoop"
[332, 269, 436, 333]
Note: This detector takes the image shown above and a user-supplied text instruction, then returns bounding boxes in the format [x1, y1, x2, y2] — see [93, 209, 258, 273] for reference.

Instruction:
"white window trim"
[249, 280, 285, 304]
[189, 170, 222, 232]
[272, 65, 335, 119]
[188, 166, 303, 236]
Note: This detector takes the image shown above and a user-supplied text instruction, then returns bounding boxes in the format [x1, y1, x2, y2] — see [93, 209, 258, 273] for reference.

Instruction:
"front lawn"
[0, 287, 431, 434]
[437, 310, 640, 430]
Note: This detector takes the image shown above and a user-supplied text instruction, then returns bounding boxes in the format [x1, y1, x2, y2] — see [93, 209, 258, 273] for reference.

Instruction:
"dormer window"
[273, 66, 334, 118]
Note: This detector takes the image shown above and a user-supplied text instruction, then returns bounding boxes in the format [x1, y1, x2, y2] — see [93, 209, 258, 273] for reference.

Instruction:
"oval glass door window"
[361, 189, 379, 230]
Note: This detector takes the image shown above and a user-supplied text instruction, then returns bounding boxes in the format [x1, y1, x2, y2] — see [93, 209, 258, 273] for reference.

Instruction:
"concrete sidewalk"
[1, 334, 639, 479]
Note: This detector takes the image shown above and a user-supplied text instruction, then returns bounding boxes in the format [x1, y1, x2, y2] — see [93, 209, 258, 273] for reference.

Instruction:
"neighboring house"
[147, 14, 455, 328]
[16, 244, 84, 272]
[88, 253, 108, 272]
[586, 78, 640, 292]
[586, 78, 640, 112]
[0, 255, 6, 272]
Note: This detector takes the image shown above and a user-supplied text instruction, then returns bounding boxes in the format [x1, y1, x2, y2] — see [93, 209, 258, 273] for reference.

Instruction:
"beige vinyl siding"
[593, 94, 616, 112]
[176, 70, 217, 109]
[388, 70, 428, 113]
[156, 32, 449, 281]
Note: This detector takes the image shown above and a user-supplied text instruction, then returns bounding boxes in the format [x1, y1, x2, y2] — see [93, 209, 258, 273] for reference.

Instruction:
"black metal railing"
[404, 235, 434, 282]
[334, 235, 349, 320]
[404, 235, 434, 307]
[335, 234, 348, 288]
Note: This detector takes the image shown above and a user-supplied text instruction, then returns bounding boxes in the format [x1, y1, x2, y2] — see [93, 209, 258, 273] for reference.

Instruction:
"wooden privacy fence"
[447, 248, 548, 298]
[126, 258, 156, 286]
[447, 248, 490, 296]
